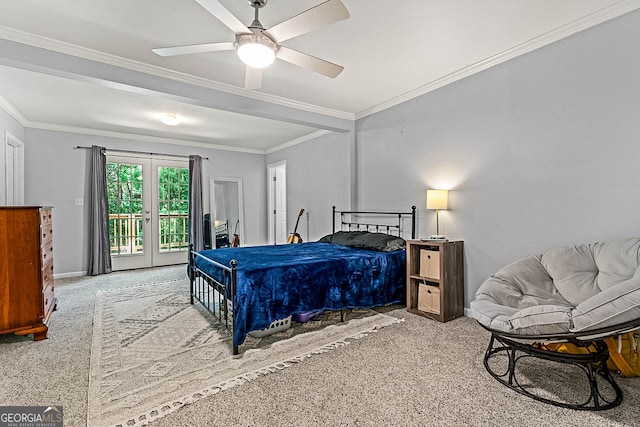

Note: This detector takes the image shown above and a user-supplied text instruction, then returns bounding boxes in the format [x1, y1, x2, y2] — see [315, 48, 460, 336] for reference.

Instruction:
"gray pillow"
[318, 231, 406, 252]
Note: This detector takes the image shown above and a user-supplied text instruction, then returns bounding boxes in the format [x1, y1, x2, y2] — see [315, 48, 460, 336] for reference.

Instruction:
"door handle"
[145, 217, 151, 223]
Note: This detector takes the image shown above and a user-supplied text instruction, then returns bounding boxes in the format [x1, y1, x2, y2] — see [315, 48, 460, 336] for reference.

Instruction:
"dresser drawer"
[42, 241, 54, 265]
[40, 208, 52, 226]
[41, 223, 53, 246]
[43, 283, 56, 320]
[42, 259, 54, 290]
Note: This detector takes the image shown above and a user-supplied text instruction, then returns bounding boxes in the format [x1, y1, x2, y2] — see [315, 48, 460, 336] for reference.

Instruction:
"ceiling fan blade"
[193, 0, 251, 34]
[267, 0, 349, 42]
[152, 42, 235, 57]
[276, 46, 343, 78]
[245, 66, 263, 90]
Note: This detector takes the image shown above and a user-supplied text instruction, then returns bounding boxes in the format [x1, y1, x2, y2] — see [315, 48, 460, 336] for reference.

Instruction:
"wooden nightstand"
[406, 240, 464, 322]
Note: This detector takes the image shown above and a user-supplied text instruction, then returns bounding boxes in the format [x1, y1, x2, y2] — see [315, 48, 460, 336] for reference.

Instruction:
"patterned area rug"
[87, 279, 403, 427]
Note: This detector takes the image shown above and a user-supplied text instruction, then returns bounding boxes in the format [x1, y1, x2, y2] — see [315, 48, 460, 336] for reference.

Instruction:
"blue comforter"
[194, 242, 405, 346]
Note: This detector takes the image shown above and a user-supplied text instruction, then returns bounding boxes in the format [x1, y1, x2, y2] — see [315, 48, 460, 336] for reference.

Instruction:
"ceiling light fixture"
[235, 1, 277, 69]
[161, 114, 181, 126]
[236, 30, 277, 69]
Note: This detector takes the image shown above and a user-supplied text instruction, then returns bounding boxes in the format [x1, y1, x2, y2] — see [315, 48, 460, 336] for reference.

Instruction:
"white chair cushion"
[471, 238, 640, 336]
[571, 273, 640, 332]
[508, 305, 573, 335]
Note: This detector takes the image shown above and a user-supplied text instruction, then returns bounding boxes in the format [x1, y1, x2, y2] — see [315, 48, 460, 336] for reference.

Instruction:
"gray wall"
[23, 129, 266, 275]
[0, 109, 25, 205]
[8, 9, 640, 299]
[356, 9, 640, 307]
[266, 131, 352, 242]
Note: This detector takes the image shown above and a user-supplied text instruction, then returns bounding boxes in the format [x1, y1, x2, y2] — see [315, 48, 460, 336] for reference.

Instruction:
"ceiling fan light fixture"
[236, 33, 277, 69]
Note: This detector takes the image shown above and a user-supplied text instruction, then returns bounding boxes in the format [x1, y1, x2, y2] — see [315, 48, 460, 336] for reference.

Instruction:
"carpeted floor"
[0, 265, 639, 426]
[87, 278, 400, 426]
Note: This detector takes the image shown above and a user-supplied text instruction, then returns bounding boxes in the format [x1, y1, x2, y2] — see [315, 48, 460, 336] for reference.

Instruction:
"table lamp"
[426, 189, 448, 239]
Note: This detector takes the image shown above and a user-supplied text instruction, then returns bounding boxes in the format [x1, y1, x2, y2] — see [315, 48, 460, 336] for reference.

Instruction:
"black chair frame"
[479, 317, 640, 411]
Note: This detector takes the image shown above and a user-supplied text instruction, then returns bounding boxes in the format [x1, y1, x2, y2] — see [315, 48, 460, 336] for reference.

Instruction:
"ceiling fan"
[152, 0, 349, 90]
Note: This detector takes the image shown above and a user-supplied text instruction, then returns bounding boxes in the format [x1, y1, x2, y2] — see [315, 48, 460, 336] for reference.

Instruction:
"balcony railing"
[109, 213, 189, 255]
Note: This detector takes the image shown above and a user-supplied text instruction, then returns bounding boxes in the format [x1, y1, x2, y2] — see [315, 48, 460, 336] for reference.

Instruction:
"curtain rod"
[74, 146, 209, 160]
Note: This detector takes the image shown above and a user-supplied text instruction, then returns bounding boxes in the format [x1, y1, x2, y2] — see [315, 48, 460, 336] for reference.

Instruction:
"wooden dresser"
[0, 206, 56, 340]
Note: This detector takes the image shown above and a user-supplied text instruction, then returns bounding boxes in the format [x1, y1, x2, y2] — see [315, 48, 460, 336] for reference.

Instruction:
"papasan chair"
[471, 238, 640, 410]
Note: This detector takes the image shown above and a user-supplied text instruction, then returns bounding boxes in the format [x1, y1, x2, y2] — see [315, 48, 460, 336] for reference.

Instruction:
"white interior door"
[107, 155, 188, 270]
[5, 132, 24, 205]
[268, 162, 287, 244]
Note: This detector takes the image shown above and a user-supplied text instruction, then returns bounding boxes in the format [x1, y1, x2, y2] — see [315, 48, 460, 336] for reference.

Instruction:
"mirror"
[210, 177, 245, 248]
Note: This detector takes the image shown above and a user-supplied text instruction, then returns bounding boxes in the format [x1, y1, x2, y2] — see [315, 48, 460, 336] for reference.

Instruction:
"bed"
[188, 206, 416, 354]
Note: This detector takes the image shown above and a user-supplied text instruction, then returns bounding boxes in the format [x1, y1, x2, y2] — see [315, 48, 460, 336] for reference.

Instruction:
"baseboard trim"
[54, 271, 87, 279]
[463, 307, 472, 318]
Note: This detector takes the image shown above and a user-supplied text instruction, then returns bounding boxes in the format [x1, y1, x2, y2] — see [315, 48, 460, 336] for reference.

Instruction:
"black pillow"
[318, 231, 406, 252]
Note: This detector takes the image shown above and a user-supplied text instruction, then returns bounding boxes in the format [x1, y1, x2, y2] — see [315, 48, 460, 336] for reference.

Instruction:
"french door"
[107, 155, 189, 270]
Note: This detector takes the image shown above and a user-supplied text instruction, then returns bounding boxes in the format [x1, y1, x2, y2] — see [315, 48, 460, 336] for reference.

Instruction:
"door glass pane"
[107, 162, 144, 256]
[158, 166, 189, 252]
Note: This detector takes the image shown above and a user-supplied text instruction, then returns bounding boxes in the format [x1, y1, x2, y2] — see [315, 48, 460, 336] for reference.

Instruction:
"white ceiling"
[0, 0, 638, 152]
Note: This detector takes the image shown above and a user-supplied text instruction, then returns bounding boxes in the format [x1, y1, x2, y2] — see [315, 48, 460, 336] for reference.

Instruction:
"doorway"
[4, 131, 24, 205]
[107, 155, 189, 270]
[267, 161, 287, 244]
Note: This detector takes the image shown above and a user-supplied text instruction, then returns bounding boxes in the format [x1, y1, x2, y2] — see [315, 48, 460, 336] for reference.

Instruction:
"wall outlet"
[74, 198, 84, 206]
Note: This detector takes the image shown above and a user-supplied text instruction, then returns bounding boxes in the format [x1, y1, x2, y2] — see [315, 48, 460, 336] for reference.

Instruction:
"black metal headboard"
[332, 206, 417, 239]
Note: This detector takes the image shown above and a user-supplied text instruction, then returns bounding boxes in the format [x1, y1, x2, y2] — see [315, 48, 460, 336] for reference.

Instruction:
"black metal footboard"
[188, 245, 239, 355]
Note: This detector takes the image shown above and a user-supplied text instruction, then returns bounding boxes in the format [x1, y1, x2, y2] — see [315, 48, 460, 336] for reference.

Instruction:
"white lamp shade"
[426, 190, 448, 210]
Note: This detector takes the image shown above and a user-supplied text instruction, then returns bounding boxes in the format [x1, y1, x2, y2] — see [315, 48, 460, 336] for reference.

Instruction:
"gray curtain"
[189, 155, 204, 252]
[87, 145, 112, 275]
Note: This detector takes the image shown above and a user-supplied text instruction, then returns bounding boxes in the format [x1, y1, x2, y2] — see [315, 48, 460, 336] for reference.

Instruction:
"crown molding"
[0, 25, 354, 122]
[1, 80, 332, 155]
[265, 129, 332, 154]
[0, 94, 28, 126]
[25, 121, 331, 155]
[25, 121, 269, 154]
[355, 0, 640, 120]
